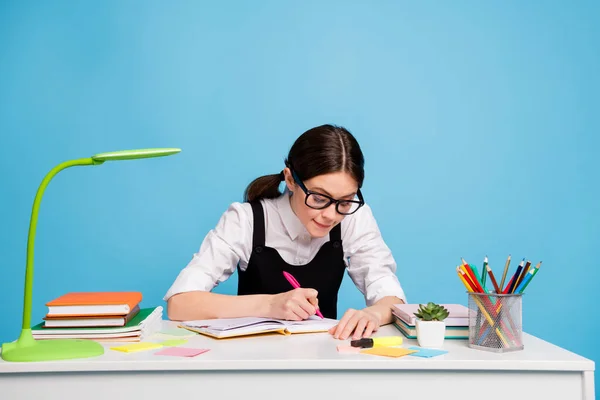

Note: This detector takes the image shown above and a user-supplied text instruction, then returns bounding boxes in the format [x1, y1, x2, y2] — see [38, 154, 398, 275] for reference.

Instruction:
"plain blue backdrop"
[1, 0, 598, 389]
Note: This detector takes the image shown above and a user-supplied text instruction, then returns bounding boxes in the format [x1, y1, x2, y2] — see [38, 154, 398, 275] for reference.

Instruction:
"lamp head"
[91, 148, 181, 164]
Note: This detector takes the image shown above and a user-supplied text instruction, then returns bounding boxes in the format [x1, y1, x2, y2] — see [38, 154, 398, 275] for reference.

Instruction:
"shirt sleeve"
[163, 202, 253, 301]
[342, 204, 407, 306]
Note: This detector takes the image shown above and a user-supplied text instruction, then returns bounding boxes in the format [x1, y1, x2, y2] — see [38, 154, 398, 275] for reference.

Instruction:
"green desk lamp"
[1, 148, 181, 362]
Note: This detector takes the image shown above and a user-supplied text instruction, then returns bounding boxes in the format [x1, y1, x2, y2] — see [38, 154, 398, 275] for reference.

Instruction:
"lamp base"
[1, 329, 104, 362]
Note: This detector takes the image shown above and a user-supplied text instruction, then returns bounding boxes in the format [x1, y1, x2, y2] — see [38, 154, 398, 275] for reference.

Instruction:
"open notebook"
[179, 315, 338, 339]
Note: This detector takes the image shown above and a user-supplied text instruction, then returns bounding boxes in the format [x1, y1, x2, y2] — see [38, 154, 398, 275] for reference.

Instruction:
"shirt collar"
[276, 191, 308, 241]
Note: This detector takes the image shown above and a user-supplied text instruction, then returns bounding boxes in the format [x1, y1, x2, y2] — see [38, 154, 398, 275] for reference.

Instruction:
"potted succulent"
[414, 302, 449, 348]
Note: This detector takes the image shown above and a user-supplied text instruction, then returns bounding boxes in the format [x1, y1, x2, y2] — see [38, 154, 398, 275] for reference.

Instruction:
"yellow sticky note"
[360, 347, 417, 358]
[111, 342, 163, 353]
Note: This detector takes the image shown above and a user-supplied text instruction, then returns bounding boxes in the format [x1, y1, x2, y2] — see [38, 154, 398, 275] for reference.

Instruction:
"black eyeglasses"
[290, 169, 365, 215]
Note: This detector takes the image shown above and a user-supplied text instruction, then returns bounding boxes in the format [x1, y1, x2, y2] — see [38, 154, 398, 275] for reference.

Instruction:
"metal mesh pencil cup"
[467, 292, 524, 353]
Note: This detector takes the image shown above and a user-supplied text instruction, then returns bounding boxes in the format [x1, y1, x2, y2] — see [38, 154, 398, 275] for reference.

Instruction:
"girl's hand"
[268, 288, 319, 321]
[328, 308, 381, 340]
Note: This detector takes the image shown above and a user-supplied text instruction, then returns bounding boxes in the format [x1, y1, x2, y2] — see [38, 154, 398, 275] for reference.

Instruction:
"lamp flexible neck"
[22, 158, 95, 330]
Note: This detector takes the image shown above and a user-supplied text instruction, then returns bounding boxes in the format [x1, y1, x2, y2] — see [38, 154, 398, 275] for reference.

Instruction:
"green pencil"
[481, 256, 488, 288]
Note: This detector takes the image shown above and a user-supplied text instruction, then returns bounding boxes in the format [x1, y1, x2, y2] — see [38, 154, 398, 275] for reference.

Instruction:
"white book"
[391, 304, 469, 326]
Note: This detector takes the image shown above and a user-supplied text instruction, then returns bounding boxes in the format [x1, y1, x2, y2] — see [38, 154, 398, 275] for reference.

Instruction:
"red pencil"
[502, 275, 515, 294]
[459, 265, 478, 291]
[463, 263, 485, 293]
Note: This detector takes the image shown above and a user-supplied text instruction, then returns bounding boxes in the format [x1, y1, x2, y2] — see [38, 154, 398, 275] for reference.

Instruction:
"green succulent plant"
[414, 302, 449, 322]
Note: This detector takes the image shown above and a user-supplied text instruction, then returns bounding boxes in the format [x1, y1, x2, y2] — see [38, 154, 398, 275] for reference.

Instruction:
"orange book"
[45, 291, 142, 317]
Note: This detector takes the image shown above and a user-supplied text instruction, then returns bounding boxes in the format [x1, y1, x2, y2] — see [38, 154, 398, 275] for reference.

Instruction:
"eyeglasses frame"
[289, 169, 365, 215]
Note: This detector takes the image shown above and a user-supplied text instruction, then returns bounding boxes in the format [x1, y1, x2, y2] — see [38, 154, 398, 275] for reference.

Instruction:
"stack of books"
[391, 303, 469, 340]
[32, 291, 163, 342]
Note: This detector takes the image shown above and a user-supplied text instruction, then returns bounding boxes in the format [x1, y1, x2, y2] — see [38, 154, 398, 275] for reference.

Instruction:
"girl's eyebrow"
[310, 186, 357, 199]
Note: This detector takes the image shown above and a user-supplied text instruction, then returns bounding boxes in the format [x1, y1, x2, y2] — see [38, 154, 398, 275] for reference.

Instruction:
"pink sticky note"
[337, 345, 361, 354]
[155, 347, 210, 357]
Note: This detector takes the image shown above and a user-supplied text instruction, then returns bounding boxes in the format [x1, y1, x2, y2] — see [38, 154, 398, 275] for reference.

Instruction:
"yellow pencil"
[457, 266, 474, 291]
[499, 254, 512, 292]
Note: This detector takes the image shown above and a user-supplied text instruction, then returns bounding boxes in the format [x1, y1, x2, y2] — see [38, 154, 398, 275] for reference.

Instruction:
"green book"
[32, 306, 163, 335]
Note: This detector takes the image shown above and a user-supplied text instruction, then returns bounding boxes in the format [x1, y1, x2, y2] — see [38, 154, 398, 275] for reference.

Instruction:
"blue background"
[1, 0, 597, 388]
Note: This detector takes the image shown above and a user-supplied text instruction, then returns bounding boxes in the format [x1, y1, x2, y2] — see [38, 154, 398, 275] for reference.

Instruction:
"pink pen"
[282, 271, 324, 319]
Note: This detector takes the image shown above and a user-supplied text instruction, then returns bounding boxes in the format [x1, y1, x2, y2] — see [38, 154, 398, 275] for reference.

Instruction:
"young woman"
[165, 124, 406, 340]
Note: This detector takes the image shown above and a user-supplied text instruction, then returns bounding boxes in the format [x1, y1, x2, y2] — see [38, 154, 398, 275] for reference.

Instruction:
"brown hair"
[244, 124, 365, 202]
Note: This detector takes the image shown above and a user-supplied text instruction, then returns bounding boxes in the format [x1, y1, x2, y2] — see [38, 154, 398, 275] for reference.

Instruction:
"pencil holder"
[467, 292, 524, 353]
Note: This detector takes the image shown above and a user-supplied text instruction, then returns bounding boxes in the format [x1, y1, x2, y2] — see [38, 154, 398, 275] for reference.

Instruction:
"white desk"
[0, 321, 595, 400]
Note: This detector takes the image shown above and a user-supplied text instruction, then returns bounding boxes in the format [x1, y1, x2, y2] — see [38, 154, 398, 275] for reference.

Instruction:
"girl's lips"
[313, 220, 332, 229]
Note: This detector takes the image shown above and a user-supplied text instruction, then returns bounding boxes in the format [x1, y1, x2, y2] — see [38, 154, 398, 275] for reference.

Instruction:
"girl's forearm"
[167, 291, 272, 321]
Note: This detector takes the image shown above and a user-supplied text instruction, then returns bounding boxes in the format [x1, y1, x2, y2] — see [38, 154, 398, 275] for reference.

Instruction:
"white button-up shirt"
[164, 193, 406, 306]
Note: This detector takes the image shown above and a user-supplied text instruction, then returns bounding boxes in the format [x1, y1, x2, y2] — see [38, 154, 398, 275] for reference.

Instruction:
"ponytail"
[244, 171, 285, 202]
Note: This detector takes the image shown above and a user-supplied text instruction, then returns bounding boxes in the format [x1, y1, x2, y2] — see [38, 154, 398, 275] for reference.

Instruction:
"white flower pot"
[416, 319, 445, 348]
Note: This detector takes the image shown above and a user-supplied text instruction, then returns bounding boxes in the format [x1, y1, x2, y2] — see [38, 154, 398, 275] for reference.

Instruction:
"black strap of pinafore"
[250, 201, 266, 249]
[330, 223, 341, 242]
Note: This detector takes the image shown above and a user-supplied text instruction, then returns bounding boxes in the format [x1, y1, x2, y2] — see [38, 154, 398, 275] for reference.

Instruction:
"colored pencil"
[463, 263, 485, 293]
[457, 267, 474, 292]
[459, 265, 479, 292]
[499, 254, 511, 292]
[481, 256, 488, 288]
[514, 269, 534, 293]
[507, 259, 525, 294]
[502, 275, 515, 294]
[470, 264, 486, 291]
[486, 265, 501, 293]
[461, 258, 481, 287]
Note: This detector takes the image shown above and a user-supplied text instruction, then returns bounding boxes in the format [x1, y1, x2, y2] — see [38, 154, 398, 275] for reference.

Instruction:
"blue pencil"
[515, 270, 534, 293]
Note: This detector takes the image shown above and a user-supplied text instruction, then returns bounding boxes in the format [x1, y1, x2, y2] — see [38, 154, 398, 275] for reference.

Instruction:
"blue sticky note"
[408, 346, 448, 358]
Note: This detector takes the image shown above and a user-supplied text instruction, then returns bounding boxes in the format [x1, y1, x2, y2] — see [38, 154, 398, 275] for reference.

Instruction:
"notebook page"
[183, 322, 287, 338]
[181, 316, 338, 336]
[284, 317, 338, 333]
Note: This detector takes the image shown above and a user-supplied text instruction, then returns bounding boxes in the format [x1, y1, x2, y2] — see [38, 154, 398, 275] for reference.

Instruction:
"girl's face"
[284, 168, 359, 238]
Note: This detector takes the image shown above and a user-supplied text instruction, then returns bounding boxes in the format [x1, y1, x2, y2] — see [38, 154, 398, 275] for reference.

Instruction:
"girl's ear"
[283, 167, 295, 193]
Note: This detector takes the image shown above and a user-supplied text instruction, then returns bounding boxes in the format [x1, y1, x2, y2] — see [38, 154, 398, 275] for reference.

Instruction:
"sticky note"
[155, 347, 210, 357]
[337, 345, 361, 354]
[158, 328, 197, 337]
[160, 339, 188, 347]
[360, 347, 417, 358]
[111, 342, 163, 353]
[408, 346, 448, 358]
